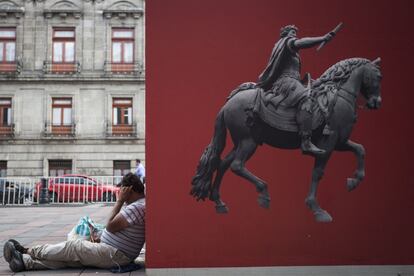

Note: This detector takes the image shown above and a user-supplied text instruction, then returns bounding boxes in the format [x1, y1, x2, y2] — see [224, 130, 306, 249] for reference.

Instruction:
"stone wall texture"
[0, 0, 145, 177]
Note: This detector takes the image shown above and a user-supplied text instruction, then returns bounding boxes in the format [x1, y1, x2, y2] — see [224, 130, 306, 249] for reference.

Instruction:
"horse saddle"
[253, 88, 325, 132]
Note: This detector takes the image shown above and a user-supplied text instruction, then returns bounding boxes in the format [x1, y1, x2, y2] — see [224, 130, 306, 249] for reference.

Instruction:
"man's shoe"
[3, 241, 13, 262]
[301, 138, 326, 155]
[8, 239, 28, 254]
[3, 241, 25, 272]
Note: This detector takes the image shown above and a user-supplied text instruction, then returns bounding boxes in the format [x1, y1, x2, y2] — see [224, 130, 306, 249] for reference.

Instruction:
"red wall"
[146, 0, 414, 268]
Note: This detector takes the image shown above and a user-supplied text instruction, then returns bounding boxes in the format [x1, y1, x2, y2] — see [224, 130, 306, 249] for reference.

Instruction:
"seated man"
[3, 173, 145, 272]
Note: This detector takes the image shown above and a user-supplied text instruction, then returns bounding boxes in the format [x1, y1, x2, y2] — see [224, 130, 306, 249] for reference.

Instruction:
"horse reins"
[336, 86, 366, 111]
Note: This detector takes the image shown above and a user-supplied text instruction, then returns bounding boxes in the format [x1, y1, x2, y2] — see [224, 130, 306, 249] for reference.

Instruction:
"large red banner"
[146, 0, 414, 268]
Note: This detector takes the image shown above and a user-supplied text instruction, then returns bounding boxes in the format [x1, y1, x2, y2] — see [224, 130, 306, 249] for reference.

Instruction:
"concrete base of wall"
[146, 265, 414, 276]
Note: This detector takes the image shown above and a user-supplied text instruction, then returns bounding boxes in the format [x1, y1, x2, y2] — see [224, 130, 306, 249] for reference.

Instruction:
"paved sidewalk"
[0, 204, 146, 276]
[1, 205, 413, 276]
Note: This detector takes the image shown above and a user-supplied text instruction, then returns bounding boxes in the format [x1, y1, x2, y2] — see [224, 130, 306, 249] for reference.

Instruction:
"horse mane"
[312, 58, 371, 95]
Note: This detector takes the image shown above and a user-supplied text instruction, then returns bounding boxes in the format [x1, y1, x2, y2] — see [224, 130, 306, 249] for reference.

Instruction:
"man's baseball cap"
[116, 173, 145, 193]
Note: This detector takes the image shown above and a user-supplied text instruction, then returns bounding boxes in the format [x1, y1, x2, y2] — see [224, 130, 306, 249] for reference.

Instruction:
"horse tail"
[191, 108, 227, 201]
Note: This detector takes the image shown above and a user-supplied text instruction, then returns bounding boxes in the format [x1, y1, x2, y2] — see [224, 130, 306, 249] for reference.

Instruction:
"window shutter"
[113, 108, 118, 125]
[127, 108, 132, 124]
[7, 108, 11, 126]
[0, 43, 3, 61]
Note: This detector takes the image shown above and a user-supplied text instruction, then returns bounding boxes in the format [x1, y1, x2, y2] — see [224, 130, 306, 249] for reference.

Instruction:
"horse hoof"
[258, 195, 270, 209]
[215, 204, 229, 214]
[314, 210, 333, 223]
[347, 178, 359, 192]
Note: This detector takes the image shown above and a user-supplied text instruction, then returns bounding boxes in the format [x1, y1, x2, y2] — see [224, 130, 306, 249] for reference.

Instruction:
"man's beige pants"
[22, 239, 132, 270]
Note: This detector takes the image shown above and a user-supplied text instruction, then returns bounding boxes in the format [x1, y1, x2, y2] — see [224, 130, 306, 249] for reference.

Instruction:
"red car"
[34, 174, 119, 203]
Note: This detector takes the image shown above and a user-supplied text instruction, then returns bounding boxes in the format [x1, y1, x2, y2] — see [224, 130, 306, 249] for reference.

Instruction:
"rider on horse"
[256, 25, 334, 155]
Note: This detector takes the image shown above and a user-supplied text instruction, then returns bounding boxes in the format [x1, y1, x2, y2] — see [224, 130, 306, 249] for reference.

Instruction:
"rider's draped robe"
[257, 36, 295, 91]
[252, 36, 319, 132]
[256, 36, 308, 109]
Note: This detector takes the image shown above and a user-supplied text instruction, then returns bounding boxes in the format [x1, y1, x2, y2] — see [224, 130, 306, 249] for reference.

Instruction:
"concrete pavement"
[0, 204, 146, 276]
[1, 205, 414, 276]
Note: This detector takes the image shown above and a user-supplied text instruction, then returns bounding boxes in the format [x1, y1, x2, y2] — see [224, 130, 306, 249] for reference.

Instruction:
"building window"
[49, 160, 72, 176]
[111, 28, 134, 72]
[0, 98, 11, 126]
[52, 28, 76, 72]
[0, 98, 12, 135]
[0, 28, 16, 72]
[53, 29, 75, 63]
[51, 98, 73, 134]
[113, 98, 132, 125]
[0, 161, 6, 177]
[112, 98, 134, 135]
[112, 29, 134, 63]
[113, 160, 131, 176]
[0, 28, 15, 63]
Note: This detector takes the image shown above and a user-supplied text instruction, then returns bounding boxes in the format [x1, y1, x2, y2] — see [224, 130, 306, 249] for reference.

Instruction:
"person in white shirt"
[134, 159, 145, 184]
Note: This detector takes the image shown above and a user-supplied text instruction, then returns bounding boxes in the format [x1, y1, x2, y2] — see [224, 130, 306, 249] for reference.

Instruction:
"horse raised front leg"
[336, 140, 365, 191]
[230, 138, 270, 209]
[305, 155, 333, 222]
[209, 149, 236, 214]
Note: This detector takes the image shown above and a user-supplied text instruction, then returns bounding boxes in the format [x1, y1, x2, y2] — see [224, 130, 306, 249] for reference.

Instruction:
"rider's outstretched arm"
[293, 33, 333, 50]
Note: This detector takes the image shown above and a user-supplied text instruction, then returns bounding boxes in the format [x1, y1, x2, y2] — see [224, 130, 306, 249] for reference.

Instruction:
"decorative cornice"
[44, 1, 82, 19]
[103, 9, 143, 20]
[23, 0, 45, 3]
[44, 10, 82, 19]
[83, 0, 104, 3]
[103, 2, 143, 20]
[0, 3, 25, 18]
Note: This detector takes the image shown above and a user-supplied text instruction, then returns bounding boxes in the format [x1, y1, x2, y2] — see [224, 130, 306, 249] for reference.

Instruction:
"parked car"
[34, 174, 119, 203]
[0, 179, 31, 204]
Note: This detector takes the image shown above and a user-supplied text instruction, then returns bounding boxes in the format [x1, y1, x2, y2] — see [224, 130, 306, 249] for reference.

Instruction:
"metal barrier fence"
[0, 177, 34, 206]
[0, 176, 123, 206]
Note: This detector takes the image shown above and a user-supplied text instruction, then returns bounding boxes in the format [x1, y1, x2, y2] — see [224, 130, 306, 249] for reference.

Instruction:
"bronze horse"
[191, 57, 382, 222]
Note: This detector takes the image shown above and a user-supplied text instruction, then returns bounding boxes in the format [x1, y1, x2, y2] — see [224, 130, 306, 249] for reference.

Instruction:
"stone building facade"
[0, 0, 145, 177]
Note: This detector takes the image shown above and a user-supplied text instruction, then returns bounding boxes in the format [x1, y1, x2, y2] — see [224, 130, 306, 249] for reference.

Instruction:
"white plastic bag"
[67, 216, 104, 242]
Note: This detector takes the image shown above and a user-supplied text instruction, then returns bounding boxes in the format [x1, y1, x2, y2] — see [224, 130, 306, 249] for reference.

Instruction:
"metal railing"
[106, 122, 137, 137]
[0, 124, 15, 138]
[0, 178, 36, 206]
[43, 122, 76, 137]
[43, 61, 81, 75]
[0, 176, 124, 206]
[103, 61, 143, 76]
[0, 60, 22, 75]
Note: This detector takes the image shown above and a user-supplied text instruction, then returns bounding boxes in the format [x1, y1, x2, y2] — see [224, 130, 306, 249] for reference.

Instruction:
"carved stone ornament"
[103, 1, 143, 19]
[83, 0, 104, 3]
[0, 1, 24, 18]
[23, 0, 45, 3]
[44, 1, 82, 19]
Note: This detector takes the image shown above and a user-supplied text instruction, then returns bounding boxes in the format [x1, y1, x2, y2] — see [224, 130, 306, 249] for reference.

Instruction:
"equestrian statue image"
[190, 23, 383, 222]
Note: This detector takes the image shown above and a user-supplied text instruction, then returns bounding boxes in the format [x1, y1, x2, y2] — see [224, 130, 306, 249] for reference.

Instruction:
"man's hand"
[118, 186, 133, 203]
[106, 187, 132, 234]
